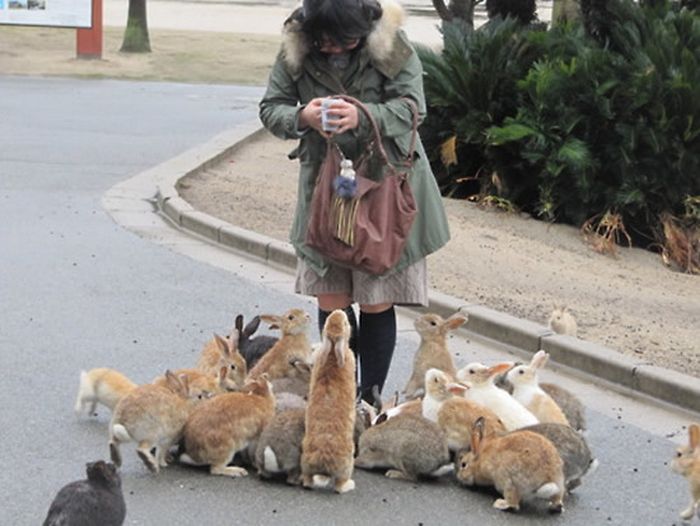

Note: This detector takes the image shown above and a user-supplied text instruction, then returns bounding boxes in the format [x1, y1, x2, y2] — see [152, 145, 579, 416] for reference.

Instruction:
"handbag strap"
[331, 94, 419, 170]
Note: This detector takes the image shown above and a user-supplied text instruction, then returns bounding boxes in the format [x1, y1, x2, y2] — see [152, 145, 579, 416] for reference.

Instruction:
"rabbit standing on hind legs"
[301, 309, 357, 493]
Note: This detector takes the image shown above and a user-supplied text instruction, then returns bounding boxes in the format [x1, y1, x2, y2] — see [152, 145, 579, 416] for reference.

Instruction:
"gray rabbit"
[236, 314, 278, 368]
[519, 422, 598, 491]
[354, 413, 453, 481]
[43, 460, 126, 526]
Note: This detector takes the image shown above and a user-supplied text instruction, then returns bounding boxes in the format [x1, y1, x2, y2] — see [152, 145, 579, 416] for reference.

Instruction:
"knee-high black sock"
[357, 306, 396, 402]
[317, 306, 358, 355]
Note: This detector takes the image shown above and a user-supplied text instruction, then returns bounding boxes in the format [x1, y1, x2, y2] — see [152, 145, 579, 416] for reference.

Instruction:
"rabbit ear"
[228, 329, 240, 352]
[213, 333, 228, 353]
[244, 315, 261, 337]
[690, 424, 700, 450]
[260, 314, 280, 330]
[448, 382, 469, 395]
[164, 370, 185, 396]
[444, 313, 468, 332]
[471, 416, 485, 454]
[333, 338, 345, 368]
[235, 315, 243, 332]
[531, 350, 549, 370]
[291, 359, 311, 375]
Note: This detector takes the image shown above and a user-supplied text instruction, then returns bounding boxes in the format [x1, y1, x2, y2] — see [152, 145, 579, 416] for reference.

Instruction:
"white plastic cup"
[321, 97, 341, 132]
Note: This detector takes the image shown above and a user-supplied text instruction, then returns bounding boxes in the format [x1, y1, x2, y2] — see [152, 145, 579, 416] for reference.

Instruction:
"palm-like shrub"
[420, 0, 700, 267]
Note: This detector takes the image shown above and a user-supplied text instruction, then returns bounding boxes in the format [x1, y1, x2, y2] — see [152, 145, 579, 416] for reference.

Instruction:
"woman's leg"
[357, 302, 395, 402]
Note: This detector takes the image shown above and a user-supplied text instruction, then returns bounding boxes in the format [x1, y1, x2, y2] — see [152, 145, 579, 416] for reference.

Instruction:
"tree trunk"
[121, 0, 151, 53]
[552, 0, 581, 25]
[432, 0, 477, 26]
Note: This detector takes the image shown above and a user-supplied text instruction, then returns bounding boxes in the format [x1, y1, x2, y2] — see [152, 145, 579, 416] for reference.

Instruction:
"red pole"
[76, 0, 103, 59]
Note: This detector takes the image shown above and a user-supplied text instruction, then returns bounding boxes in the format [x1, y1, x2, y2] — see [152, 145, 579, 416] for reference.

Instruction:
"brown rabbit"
[74, 368, 137, 415]
[671, 423, 700, 521]
[180, 374, 276, 477]
[152, 366, 235, 395]
[402, 312, 467, 400]
[456, 417, 565, 513]
[301, 309, 357, 493]
[421, 368, 469, 423]
[109, 371, 205, 474]
[437, 396, 505, 452]
[196, 331, 247, 388]
[247, 308, 312, 381]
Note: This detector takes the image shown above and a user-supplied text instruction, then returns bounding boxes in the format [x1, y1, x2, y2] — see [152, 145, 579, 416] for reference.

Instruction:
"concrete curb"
[156, 124, 700, 416]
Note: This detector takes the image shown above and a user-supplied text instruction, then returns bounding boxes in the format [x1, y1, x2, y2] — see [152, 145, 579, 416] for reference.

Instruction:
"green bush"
[420, 0, 700, 249]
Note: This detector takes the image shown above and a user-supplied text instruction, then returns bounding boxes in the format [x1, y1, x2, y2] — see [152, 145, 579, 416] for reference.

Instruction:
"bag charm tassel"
[331, 157, 359, 246]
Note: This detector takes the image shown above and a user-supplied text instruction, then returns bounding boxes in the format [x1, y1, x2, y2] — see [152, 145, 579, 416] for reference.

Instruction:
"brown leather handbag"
[305, 95, 418, 275]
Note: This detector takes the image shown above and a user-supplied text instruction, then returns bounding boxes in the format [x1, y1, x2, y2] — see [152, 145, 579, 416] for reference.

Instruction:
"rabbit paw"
[680, 506, 694, 520]
[493, 499, 514, 511]
[385, 469, 411, 481]
[335, 479, 355, 494]
[211, 466, 248, 478]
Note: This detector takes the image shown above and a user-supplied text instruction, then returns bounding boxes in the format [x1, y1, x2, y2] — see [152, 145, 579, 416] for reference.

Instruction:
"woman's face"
[316, 36, 361, 55]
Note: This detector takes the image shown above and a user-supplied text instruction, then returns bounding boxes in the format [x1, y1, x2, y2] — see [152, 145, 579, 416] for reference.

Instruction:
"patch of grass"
[0, 26, 280, 85]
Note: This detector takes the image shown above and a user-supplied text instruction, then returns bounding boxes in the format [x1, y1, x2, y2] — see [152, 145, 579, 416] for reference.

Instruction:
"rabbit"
[270, 358, 312, 398]
[548, 305, 578, 337]
[540, 383, 587, 433]
[421, 368, 469, 423]
[519, 423, 598, 492]
[671, 423, 700, 521]
[74, 368, 137, 416]
[354, 413, 453, 481]
[180, 374, 276, 477]
[420, 368, 503, 451]
[42, 460, 126, 526]
[371, 389, 422, 425]
[236, 314, 279, 369]
[275, 391, 307, 413]
[152, 366, 235, 395]
[457, 362, 539, 431]
[247, 308, 313, 381]
[301, 309, 357, 493]
[254, 408, 306, 484]
[437, 396, 506, 452]
[196, 331, 247, 389]
[456, 417, 566, 513]
[109, 370, 205, 474]
[402, 312, 467, 400]
[506, 351, 570, 426]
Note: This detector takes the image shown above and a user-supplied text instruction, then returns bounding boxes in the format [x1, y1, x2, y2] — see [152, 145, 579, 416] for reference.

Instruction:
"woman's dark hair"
[301, 0, 383, 47]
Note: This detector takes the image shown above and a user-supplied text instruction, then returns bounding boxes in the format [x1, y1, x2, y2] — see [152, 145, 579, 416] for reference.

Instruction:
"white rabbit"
[506, 350, 569, 426]
[548, 305, 577, 336]
[457, 362, 539, 431]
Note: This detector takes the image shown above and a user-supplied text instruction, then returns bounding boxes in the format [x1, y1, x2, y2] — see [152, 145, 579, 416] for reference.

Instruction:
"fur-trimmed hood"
[281, 0, 408, 78]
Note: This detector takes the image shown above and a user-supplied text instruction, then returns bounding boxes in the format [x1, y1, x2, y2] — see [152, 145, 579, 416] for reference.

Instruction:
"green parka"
[259, 0, 450, 277]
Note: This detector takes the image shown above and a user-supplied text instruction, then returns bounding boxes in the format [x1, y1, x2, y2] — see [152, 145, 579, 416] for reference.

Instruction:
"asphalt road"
[0, 76, 692, 526]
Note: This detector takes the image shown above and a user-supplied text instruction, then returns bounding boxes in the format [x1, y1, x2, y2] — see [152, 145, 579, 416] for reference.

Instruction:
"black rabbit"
[236, 314, 278, 368]
[43, 460, 126, 526]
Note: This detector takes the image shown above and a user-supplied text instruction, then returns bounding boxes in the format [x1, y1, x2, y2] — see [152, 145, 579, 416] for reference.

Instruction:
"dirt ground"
[180, 132, 700, 378]
[0, 26, 279, 85]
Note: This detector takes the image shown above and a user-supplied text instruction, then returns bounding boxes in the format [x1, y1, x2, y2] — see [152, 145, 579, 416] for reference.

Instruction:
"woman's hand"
[325, 99, 359, 135]
[298, 98, 359, 137]
[298, 98, 325, 135]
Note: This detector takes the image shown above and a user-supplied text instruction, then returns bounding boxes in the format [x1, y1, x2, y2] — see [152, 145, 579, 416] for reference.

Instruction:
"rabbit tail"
[429, 463, 455, 478]
[111, 424, 132, 443]
[536, 482, 561, 499]
[263, 447, 281, 473]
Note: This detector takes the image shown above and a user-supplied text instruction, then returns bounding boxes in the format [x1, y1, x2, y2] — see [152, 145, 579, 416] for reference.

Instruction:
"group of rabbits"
[45, 307, 700, 524]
